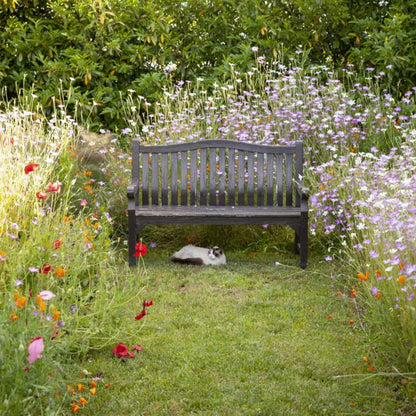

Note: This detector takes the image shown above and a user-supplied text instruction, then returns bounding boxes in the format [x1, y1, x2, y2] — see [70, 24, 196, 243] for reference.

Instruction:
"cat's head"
[208, 246, 224, 260]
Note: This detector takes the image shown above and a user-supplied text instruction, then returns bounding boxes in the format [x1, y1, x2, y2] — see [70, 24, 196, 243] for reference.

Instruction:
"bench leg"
[294, 231, 300, 254]
[128, 211, 137, 267]
[299, 214, 308, 269]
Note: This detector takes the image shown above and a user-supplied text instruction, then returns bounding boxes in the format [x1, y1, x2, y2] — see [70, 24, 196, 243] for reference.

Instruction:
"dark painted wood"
[171, 153, 178, 205]
[127, 139, 309, 268]
[209, 147, 216, 205]
[161, 153, 168, 205]
[200, 148, 207, 205]
[228, 148, 236, 206]
[180, 151, 187, 206]
[219, 147, 226, 205]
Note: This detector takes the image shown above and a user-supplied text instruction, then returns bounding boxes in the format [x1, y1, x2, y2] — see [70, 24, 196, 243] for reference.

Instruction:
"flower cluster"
[111, 300, 153, 362]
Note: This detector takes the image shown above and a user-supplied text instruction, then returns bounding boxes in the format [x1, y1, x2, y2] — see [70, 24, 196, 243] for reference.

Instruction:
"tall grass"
[119, 57, 416, 376]
[0, 91, 148, 415]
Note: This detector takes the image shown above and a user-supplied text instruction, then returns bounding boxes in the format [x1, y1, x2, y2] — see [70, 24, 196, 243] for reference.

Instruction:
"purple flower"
[150, 242, 157, 248]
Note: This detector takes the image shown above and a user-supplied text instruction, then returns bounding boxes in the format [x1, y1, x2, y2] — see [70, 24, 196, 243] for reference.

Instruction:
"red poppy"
[36, 191, 47, 199]
[131, 345, 143, 351]
[39, 264, 52, 274]
[53, 239, 61, 250]
[46, 182, 61, 193]
[135, 310, 146, 320]
[111, 343, 129, 357]
[134, 242, 147, 257]
[144, 299, 153, 307]
[24, 163, 39, 174]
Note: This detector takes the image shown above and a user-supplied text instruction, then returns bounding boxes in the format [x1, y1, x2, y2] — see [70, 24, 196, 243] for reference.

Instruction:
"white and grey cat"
[171, 245, 226, 266]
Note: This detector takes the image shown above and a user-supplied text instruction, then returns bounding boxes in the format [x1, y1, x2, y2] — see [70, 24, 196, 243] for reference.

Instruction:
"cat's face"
[208, 246, 224, 260]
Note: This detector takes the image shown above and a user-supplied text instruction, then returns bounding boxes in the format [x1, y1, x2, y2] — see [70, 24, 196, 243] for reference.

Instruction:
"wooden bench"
[127, 139, 309, 268]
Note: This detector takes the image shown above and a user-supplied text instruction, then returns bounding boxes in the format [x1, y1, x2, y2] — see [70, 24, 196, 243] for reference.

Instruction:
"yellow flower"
[89, 387, 96, 395]
[77, 384, 84, 392]
[397, 275, 406, 284]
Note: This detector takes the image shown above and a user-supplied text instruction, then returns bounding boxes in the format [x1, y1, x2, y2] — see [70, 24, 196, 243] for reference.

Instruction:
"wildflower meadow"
[1, 52, 416, 414]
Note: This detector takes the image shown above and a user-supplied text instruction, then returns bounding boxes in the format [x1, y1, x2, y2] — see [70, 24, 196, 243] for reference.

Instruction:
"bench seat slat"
[135, 205, 301, 218]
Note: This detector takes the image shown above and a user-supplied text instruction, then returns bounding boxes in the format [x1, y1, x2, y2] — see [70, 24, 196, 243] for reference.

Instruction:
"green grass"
[79, 251, 406, 415]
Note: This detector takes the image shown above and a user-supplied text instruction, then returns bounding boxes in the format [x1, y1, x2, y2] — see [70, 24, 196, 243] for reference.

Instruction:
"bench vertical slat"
[142, 153, 149, 205]
[151, 153, 159, 205]
[161, 153, 169, 205]
[181, 151, 188, 206]
[295, 141, 303, 207]
[266, 154, 274, 206]
[247, 151, 254, 206]
[238, 150, 245, 206]
[190, 150, 197, 205]
[257, 152, 264, 206]
[209, 147, 217, 205]
[131, 140, 140, 205]
[171, 153, 178, 205]
[228, 148, 236, 206]
[276, 154, 283, 206]
[286, 153, 293, 206]
[200, 148, 207, 205]
[218, 147, 226, 205]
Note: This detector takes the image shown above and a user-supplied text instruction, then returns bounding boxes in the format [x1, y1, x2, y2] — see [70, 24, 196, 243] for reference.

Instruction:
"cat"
[171, 245, 226, 266]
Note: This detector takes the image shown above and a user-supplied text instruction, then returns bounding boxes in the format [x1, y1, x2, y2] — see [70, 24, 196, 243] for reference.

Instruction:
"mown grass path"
[83, 252, 400, 415]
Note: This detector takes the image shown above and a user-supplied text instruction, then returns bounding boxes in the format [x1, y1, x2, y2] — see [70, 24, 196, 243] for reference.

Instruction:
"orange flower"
[349, 320, 354, 325]
[53, 310, 61, 321]
[375, 292, 381, 299]
[397, 275, 406, 284]
[357, 271, 369, 281]
[77, 384, 84, 392]
[36, 295, 46, 312]
[89, 387, 96, 395]
[71, 404, 80, 413]
[10, 312, 18, 321]
[15, 296, 26, 308]
[376, 269, 381, 277]
[351, 288, 356, 298]
[55, 266, 67, 277]
[78, 397, 88, 405]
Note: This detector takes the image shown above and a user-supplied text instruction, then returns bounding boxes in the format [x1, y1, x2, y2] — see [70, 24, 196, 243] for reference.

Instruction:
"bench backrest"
[131, 139, 304, 207]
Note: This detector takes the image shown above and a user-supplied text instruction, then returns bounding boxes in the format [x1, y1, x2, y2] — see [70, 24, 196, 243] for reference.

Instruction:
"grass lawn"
[79, 251, 402, 415]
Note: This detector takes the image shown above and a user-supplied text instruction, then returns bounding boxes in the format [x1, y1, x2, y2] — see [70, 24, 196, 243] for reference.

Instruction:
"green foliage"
[1, 0, 415, 130]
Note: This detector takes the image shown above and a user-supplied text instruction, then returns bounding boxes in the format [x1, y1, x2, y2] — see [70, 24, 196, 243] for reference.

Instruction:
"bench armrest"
[127, 179, 139, 209]
[296, 183, 309, 200]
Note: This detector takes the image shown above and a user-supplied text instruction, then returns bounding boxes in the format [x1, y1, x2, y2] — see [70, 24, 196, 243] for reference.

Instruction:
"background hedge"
[1, 0, 415, 130]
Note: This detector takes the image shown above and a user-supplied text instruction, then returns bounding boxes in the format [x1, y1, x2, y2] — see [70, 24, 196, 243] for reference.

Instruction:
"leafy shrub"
[1, 0, 414, 130]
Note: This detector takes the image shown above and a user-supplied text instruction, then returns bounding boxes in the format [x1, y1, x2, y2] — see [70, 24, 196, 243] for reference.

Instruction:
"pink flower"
[80, 199, 88, 207]
[38, 290, 56, 300]
[28, 337, 44, 364]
